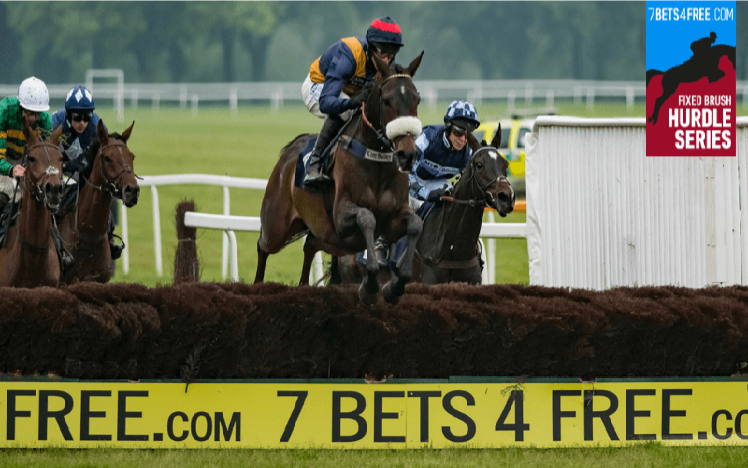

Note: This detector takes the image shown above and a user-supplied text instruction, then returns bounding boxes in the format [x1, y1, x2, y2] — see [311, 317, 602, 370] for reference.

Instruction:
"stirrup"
[303, 163, 332, 190]
[110, 233, 125, 260]
[60, 251, 75, 272]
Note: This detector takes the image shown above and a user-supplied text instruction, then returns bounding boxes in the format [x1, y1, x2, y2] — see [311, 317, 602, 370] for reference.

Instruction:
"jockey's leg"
[107, 210, 124, 260]
[303, 115, 344, 189]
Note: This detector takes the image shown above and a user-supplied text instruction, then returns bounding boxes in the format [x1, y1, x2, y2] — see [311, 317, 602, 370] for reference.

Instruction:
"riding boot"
[303, 115, 344, 190]
[374, 236, 389, 268]
[108, 212, 125, 260]
[0, 193, 9, 248]
[51, 219, 74, 272]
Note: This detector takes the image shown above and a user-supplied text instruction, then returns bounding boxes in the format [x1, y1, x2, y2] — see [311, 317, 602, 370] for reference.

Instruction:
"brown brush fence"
[1, 282, 748, 381]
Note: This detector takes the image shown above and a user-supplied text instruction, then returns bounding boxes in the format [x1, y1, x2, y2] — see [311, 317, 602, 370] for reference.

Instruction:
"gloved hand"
[348, 81, 374, 109]
[427, 187, 448, 202]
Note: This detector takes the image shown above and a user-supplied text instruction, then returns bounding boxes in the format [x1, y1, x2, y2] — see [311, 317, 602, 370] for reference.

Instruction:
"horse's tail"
[646, 69, 664, 87]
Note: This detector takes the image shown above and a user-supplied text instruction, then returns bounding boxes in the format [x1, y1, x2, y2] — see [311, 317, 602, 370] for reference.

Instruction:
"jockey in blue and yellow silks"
[300, 17, 404, 190]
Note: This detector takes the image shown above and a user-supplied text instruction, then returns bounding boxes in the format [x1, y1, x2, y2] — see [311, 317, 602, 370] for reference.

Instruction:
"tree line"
[0, 2, 745, 85]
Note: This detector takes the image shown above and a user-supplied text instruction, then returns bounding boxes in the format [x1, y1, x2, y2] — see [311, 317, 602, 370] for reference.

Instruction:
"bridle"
[442, 147, 509, 209]
[83, 139, 136, 199]
[361, 73, 417, 152]
[22, 142, 61, 203]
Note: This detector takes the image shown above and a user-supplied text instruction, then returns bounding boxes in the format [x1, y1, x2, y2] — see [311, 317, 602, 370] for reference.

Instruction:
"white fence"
[121, 174, 527, 284]
[526, 116, 748, 290]
[1, 78, 668, 113]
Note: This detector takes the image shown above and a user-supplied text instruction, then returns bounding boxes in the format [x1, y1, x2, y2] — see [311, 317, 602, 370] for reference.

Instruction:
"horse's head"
[462, 126, 515, 217]
[96, 120, 139, 207]
[21, 121, 63, 212]
[365, 51, 424, 172]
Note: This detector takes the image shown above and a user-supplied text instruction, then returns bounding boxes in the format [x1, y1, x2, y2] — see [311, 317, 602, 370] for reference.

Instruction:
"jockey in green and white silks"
[0, 77, 53, 209]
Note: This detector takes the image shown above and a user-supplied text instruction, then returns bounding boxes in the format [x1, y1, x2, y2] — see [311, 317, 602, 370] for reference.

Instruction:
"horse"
[647, 44, 736, 126]
[331, 127, 515, 286]
[58, 120, 139, 284]
[0, 121, 64, 287]
[254, 52, 425, 305]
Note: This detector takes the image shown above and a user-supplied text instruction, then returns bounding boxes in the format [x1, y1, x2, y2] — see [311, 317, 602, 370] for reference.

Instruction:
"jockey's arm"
[318, 50, 359, 116]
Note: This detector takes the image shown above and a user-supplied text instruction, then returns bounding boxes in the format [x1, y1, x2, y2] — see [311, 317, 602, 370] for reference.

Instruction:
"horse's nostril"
[498, 193, 510, 203]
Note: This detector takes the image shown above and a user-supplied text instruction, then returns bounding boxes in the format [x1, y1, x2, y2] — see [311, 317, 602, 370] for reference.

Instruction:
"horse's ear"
[50, 125, 64, 146]
[371, 52, 391, 80]
[21, 115, 36, 143]
[490, 123, 502, 149]
[97, 119, 109, 145]
[121, 121, 135, 142]
[405, 51, 424, 79]
[466, 130, 481, 152]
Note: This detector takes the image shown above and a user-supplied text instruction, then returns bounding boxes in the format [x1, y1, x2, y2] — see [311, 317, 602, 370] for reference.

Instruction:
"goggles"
[371, 44, 397, 61]
[451, 124, 468, 138]
[71, 112, 92, 123]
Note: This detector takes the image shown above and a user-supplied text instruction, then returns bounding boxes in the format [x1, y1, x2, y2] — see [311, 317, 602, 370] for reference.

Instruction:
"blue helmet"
[366, 17, 403, 48]
[65, 85, 95, 112]
[444, 100, 480, 131]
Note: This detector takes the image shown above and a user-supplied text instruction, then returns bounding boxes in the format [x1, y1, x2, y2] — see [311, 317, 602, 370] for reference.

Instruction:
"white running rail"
[122, 174, 527, 284]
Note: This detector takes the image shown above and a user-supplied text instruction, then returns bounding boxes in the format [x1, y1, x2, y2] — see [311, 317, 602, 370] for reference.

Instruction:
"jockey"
[51, 85, 123, 263]
[0, 76, 52, 213]
[301, 16, 404, 190]
[51, 85, 107, 181]
[0, 77, 73, 269]
[374, 100, 480, 267]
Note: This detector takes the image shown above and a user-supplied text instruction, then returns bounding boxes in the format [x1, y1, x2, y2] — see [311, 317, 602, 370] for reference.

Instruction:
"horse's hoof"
[358, 284, 378, 306]
[382, 282, 402, 305]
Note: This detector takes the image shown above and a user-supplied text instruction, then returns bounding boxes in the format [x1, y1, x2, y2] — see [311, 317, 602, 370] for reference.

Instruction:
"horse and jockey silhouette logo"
[647, 32, 736, 126]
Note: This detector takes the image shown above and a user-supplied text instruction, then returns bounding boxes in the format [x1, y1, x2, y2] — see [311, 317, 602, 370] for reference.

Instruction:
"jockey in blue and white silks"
[373, 100, 481, 267]
[408, 100, 480, 212]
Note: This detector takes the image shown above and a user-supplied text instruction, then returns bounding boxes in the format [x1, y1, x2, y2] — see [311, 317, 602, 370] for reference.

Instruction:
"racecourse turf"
[96, 100, 652, 288]
[1, 444, 747, 467]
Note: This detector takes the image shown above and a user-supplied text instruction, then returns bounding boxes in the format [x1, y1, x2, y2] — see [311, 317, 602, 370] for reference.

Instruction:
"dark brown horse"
[0, 121, 64, 287]
[332, 128, 515, 285]
[255, 52, 425, 304]
[59, 120, 139, 284]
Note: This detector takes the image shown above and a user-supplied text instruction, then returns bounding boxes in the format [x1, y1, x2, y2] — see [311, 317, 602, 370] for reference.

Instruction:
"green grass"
[2, 444, 747, 467]
[97, 100, 657, 288]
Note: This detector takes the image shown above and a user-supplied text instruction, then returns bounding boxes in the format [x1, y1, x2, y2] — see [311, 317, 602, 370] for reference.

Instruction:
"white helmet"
[18, 76, 50, 112]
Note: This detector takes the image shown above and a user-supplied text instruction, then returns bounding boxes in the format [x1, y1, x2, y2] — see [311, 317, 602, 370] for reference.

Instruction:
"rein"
[440, 147, 507, 209]
[361, 73, 415, 153]
[23, 142, 61, 203]
[83, 140, 134, 199]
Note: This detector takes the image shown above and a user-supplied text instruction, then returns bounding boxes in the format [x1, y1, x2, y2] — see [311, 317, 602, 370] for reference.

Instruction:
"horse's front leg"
[382, 212, 422, 305]
[352, 208, 381, 305]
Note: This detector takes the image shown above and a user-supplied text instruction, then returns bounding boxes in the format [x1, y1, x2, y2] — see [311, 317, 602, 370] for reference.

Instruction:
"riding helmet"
[366, 17, 403, 48]
[65, 85, 96, 112]
[18, 76, 50, 112]
[444, 100, 480, 131]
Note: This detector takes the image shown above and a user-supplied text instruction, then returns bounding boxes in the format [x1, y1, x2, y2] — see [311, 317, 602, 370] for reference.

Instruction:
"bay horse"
[332, 127, 515, 285]
[647, 43, 736, 126]
[254, 52, 425, 305]
[0, 121, 64, 287]
[59, 120, 139, 284]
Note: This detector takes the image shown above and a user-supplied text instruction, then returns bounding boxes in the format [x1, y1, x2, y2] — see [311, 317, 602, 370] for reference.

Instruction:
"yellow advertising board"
[1, 380, 747, 448]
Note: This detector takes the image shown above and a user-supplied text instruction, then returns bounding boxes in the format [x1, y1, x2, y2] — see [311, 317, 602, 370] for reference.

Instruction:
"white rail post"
[480, 239, 488, 284]
[487, 210, 496, 284]
[121, 200, 129, 274]
[222, 185, 230, 280]
[314, 252, 324, 285]
[227, 230, 239, 281]
[151, 186, 163, 276]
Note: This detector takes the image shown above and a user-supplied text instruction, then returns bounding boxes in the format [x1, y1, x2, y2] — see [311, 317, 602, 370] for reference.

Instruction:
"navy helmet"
[366, 17, 403, 49]
[444, 100, 480, 131]
[65, 85, 95, 112]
